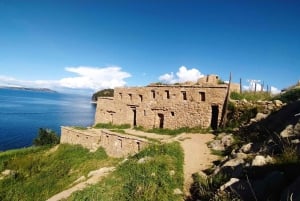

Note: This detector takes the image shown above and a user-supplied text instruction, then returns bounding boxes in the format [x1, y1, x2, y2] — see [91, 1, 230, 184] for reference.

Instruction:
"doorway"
[133, 109, 137, 127]
[211, 105, 219, 130]
[158, 113, 164, 128]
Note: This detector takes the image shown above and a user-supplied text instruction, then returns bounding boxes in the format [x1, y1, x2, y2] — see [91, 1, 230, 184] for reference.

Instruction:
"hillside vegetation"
[0, 142, 183, 201]
[91, 89, 114, 101]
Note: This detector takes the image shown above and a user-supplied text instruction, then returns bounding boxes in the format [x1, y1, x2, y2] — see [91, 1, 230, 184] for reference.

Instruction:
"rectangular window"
[119, 93, 122, 99]
[171, 111, 175, 116]
[144, 110, 146, 116]
[139, 95, 143, 102]
[151, 90, 155, 99]
[129, 94, 132, 101]
[165, 90, 170, 99]
[182, 91, 187, 100]
[200, 92, 206, 101]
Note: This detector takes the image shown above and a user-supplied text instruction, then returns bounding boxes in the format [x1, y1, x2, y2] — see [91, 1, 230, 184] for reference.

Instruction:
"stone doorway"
[133, 109, 137, 127]
[158, 113, 164, 128]
[210, 105, 219, 130]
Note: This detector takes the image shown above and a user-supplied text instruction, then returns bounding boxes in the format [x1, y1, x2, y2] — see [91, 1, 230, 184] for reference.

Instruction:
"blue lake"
[0, 88, 96, 151]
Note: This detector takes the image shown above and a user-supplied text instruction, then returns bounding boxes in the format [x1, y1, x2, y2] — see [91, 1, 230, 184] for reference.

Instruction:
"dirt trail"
[46, 167, 115, 201]
[177, 133, 218, 195]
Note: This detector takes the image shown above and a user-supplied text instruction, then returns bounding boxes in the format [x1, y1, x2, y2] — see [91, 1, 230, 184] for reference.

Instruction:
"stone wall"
[60, 127, 148, 157]
[95, 79, 228, 129]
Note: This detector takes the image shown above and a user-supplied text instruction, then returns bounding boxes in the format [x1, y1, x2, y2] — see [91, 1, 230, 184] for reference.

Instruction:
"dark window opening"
[200, 92, 206, 101]
[151, 90, 155, 99]
[133, 109, 137, 127]
[158, 113, 164, 128]
[211, 105, 219, 130]
[128, 94, 132, 101]
[136, 141, 141, 151]
[139, 95, 143, 102]
[165, 90, 170, 99]
[182, 91, 187, 100]
[171, 112, 175, 116]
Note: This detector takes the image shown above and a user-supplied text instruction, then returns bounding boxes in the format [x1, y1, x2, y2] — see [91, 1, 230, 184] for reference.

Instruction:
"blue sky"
[0, 0, 299, 94]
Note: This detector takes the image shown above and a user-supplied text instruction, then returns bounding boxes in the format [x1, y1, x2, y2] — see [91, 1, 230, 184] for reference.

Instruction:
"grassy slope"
[0, 142, 184, 201]
[0, 145, 119, 201]
[68, 142, 184, 201]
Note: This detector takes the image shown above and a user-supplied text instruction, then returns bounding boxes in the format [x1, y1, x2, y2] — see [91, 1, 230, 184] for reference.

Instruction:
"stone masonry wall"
[60, 127, 148, 157]
[95, 81, 228, 129]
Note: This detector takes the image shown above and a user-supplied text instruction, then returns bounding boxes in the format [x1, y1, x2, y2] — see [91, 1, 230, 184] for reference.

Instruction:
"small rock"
[252, 155, 273, 166]
[273, 99, 283, 107]
[208, 140, 225, 151]
[173, 188, 183, 195]
[219, 178, 240, 191]
[223, 158, 245, 167]
[255, 113, 268, 121]
[137, 156, 152, 164]
[1, 169, 12, 176]
[221, 134, 234, 148]
[280, 124, 295, 138]
[169, 170, 175, 176]
[240, 143, 253, 154]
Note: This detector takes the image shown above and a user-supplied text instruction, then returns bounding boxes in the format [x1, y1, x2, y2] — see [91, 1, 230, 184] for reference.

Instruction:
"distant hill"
[91, 89, 114, 102]
[0, 86, 57, 93]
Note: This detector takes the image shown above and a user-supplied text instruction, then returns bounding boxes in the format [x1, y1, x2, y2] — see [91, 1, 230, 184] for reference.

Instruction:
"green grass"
[135, 126, 211, 136]
[230, 91, 272, 101]
[272, 88, 300, 103]
[94, 123, 131, 129]
[0, 144, 119, 201]
[68, 142, 184, 201]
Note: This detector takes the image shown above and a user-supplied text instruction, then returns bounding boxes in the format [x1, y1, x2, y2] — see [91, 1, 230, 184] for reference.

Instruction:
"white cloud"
[0, 66, 131, 92]
[159, 66, 204, 84]
[242, 79, 281, 94]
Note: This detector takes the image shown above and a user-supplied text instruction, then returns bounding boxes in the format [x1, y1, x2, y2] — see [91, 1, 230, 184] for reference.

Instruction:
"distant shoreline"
[0, 86, 57, 93]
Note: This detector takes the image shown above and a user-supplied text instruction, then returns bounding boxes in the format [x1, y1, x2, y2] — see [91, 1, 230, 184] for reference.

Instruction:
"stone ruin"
[95, 75, 231, 130]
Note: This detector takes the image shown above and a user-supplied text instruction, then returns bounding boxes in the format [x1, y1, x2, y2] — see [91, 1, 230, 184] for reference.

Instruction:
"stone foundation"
[60, 127, 148, 157]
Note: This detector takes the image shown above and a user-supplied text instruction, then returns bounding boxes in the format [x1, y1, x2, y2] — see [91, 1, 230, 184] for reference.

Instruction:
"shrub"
[33, 128, 60, 146]
[230, 91, 272, 101]
[272, 88, 300, 103]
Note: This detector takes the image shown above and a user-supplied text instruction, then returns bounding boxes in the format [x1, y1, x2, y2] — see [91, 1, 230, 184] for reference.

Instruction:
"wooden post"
[220, 72, 231, 128]
[240, 78, 242, 93]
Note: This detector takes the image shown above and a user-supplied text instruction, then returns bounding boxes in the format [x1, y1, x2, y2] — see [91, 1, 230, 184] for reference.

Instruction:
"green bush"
[33, 128, 60, 146]
[272, 88, 300, 103]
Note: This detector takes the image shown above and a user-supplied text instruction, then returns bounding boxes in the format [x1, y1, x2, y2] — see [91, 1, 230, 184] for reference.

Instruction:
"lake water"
[0, 88, 96, 151]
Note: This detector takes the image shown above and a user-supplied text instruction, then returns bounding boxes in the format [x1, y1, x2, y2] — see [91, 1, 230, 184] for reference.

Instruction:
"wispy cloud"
[0, 66, 131, 92]
[159, 66, 204, 84]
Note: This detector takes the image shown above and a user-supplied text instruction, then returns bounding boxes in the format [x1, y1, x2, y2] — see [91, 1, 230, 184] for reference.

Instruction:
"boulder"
[219, 178, 240, 191]
[208, 140, 224, 151]
[240, 143, 253, 154]
[273, 99, 283, 107]
[251, 155, 273, 166]
[280, 124, 295, 138]
[221, 134, 234, 148]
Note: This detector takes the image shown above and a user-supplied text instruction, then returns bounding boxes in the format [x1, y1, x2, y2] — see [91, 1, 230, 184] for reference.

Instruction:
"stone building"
[95, 75, 230, 130]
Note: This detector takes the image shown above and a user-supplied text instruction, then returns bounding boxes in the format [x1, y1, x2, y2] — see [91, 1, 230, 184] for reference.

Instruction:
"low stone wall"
[60, 127, 149, 157]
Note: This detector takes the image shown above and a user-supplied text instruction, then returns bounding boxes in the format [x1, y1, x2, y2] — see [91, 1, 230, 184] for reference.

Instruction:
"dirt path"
[46, 167, 115, 201]
[177, 133, 218, 195]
